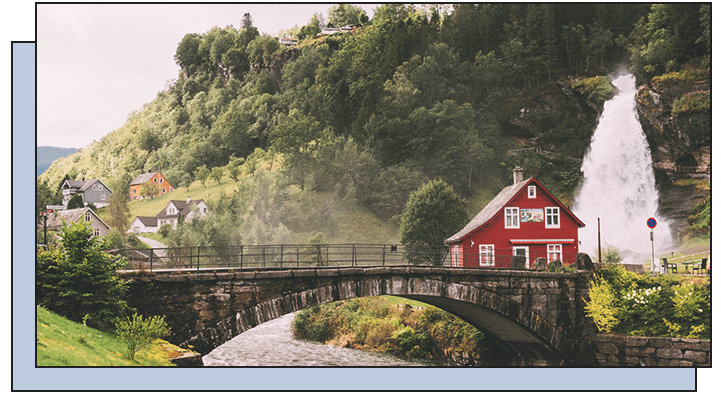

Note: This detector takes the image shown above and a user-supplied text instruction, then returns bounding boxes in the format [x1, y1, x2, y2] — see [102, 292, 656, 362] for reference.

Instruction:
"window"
[545, 207, 560, 228]
[168, 207, 176, 215]
[160, 178, 164, 183]
[528, 185, 536, 198]
[505, 207, 519, 228]
[94, 228, 100, 237]
[100, 194, 106, 201]
[98, 185, 103, 191]
[154, 178, 158, 183]
[92, 184, 97, 191]
[453, 245, 460, 267]
[162, 188, 166, 193]
[85, 212, 91, 222]
[548, 244, 562, 262]
[479, 245, 495, 267]
[131, 189, 136, 194]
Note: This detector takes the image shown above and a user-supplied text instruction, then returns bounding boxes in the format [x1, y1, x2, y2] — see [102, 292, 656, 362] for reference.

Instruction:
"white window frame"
[513, 246, 530, 269]
[85, 212, 91, 222]
[160, 178, 164, 183]
[545, 207, 560, 228]
[505, 207, 520, 228]
[168, 207, 176, 215]
[92, 184, 97, 191]
[94, 228, 100, 237]
[479, 245, 495, 267]
[100, 194, 106, 201]
[528, 185, 536, 198]
[547, 244, 562, 263]
[98, 185, 103, 191]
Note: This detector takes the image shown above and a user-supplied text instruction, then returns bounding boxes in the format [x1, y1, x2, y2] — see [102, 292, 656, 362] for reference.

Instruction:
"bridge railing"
[112, 244, 453, 271]
[112, 244, 588, 272]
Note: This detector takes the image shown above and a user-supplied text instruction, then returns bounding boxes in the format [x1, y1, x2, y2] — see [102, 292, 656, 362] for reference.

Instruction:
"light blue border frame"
[13, 40, 698, 391]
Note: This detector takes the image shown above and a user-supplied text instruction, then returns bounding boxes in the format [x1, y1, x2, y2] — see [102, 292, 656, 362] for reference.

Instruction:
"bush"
[158, 223, 173, 238]
[672, 91, 710, 117]
[585, 265, 710, 338]
[114, 313, 171, 360]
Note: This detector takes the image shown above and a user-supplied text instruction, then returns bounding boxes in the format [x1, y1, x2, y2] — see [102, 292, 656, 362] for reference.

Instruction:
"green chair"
[693, 258, 708, 275]
[662, 258, 677, 274]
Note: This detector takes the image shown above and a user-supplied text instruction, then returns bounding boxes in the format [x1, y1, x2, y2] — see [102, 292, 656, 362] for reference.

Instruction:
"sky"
[35, 3, 378, 149]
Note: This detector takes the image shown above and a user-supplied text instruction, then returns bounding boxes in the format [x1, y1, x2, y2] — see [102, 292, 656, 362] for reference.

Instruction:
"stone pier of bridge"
[121, 266, 598, 365]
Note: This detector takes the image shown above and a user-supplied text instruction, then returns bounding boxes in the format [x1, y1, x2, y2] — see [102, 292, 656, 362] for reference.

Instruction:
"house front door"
[512, 246, 530, 269]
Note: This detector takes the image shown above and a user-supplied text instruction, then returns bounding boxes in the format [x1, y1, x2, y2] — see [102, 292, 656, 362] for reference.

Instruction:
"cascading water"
[572, 74, 672, 263]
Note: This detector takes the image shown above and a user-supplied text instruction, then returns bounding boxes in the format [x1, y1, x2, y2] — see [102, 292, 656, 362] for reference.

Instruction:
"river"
[202, 313, 438, 366]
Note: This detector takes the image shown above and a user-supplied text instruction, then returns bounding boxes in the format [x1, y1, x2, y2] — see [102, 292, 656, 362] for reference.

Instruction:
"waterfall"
[572, 74, 672, 263]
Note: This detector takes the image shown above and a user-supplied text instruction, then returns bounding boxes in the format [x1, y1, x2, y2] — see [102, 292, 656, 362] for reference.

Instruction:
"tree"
[210, 166, 224, 185]
[194, 164, 210, 187]
[66, 193, 84, 209]
[107, 191, 131, 234]
[36, 221, 128, 330]
[140, 181, 159, 199]
[399, 180, 468, 266]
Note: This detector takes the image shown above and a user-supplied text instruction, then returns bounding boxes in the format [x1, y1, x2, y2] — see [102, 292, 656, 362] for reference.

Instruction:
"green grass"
[36, 306, 191, 366]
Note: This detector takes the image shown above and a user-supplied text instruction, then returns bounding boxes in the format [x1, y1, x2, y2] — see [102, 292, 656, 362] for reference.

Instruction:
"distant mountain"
[37, 146, 79, 177]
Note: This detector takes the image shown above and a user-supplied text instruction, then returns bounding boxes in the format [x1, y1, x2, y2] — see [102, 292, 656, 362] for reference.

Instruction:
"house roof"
[62, 179, 112, 193]
[130, 172, 161, 186]
[133, 216, 158, 227]
[155, 199, 205, 219]
[445, 177, 584, 244]
[44, 207, 110, 230]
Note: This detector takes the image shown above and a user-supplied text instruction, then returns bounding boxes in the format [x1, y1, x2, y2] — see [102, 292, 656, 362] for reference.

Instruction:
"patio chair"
[662, 258, 677, 274]
[693, 258, 707, 275]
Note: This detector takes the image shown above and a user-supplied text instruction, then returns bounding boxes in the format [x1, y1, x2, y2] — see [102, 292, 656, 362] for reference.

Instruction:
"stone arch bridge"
[121, 266, 598, 366]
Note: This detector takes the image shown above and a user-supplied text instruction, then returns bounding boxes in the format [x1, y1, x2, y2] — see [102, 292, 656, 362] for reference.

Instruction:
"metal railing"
[112, 244, 452, 272]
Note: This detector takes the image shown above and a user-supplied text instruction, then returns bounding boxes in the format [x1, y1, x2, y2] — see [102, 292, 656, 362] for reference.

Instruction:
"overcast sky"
[36, 3, 378, 149]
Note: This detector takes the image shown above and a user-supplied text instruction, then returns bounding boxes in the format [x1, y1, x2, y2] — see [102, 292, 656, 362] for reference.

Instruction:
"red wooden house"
[445, 167, 585, 269]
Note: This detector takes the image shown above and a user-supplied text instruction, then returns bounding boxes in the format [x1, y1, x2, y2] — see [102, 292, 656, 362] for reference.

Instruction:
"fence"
[652, 163, 710, 174]
[112, 244, 450, 272]
[449, 246, 580, 270]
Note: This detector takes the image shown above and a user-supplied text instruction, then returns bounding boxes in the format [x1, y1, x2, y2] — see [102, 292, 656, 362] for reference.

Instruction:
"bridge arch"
[123, 267, 592, 365]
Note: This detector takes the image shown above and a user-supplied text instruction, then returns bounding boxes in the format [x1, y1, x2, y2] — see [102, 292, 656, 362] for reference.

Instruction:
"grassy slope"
[36, 306, 193, 366]
[96, 163, 402, 245]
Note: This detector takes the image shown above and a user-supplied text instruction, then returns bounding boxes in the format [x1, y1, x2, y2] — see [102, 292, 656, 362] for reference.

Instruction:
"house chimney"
[513, 166, 524, 184]
[187, 196, 191, 203]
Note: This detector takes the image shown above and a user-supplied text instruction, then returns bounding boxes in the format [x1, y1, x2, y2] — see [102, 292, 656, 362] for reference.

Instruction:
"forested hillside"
[38, 4, 710, 236]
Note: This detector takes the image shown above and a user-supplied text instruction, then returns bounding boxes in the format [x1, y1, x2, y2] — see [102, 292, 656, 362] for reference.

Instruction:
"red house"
[445, 167, 585, 269]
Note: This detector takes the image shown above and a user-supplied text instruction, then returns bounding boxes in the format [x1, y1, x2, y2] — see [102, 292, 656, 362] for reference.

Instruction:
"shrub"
[672, 91, 710, 117]
[157, 223, 173, 238]
[114, 313, 171, 361]
[585, 265, 710, 338]
[571, 76, 614, 101]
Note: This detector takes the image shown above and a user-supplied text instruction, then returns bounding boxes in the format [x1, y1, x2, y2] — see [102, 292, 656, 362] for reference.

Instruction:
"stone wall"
[595, 334, 710, 366]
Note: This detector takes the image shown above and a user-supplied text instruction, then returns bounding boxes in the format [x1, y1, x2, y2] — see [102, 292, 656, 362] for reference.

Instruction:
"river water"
[202, 313, 436, 366]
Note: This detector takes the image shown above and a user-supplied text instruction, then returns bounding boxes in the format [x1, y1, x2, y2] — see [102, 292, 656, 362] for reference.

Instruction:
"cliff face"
[635, 80, 710, 169]
[634, 78, 710, 236]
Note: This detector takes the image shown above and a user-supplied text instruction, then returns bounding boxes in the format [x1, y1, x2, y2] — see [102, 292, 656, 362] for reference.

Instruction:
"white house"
[43, 207, 111, 237]
[129, 197, 208, 233]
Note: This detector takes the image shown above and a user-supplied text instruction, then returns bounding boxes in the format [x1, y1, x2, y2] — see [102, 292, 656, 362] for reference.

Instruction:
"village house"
[445, 167, 585, 269]
[43, 207, 111, 237]
[60, 179, 112, 208]
[129, 171, 174, 200]
[129, 197, 208, 233]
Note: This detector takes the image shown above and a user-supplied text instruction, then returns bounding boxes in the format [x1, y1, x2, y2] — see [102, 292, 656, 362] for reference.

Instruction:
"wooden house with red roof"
[445, 167, 585, 269]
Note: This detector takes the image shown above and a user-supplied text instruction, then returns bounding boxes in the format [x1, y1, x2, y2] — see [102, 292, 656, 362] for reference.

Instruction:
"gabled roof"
[155, 199, 205, 219]
[445, 177, 584, 244]
[130, 172, 163, 186]
[133, 216, 158, 227]
[61, 179, 112, 193]
[44, 207, 110, 231]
